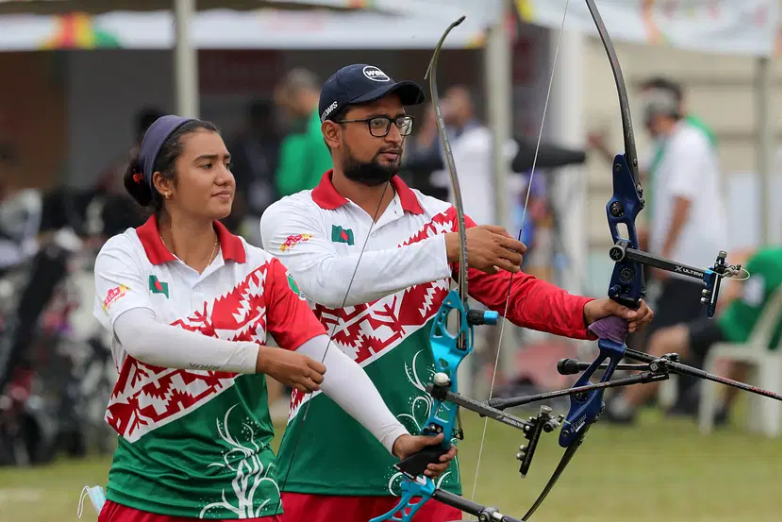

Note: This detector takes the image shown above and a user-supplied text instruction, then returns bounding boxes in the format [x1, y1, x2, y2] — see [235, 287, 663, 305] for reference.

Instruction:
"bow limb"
[370, 16, 502, 522]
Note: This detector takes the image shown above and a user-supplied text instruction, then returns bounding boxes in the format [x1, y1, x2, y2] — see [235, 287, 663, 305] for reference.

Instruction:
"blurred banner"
[517, 0, 779, 57]
[0, 6, 496, 50]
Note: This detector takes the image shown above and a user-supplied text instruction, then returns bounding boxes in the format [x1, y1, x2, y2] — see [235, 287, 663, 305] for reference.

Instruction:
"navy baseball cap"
[318, 64, 425, 123]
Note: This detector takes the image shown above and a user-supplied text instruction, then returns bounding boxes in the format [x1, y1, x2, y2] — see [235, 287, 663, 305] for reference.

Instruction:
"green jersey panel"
[106, 374, 284, 519]
[275, 325, 462, 498]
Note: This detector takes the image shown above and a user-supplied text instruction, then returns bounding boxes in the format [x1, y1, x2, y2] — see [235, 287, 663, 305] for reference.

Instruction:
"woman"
[91, 115, 455, 522]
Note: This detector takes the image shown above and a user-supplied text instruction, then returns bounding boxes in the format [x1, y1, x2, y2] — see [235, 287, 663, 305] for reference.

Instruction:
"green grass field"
[2, 407, 781, 522]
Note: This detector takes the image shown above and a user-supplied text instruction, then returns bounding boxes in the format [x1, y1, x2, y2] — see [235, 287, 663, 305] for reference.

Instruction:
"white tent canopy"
[0, 0, 405, 116]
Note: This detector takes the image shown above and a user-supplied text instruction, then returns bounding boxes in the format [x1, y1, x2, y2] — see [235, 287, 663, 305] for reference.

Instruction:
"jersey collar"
[136, 215, 247, 265]
[311, 169, 424, 215]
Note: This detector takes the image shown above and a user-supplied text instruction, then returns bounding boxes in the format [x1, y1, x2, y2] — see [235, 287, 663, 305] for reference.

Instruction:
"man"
[604, 247, 782, 424]
[228, 100, 282, 243]
[432, 85, 518, 226]
[636, 77, 727, 413]
[590, 77, 726, 414]
[260, 63, 653, 522]
[274, 68, 334, 197]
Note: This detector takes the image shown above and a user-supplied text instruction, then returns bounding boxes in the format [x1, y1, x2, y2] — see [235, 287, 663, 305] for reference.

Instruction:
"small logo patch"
[331, 225, 355, 246]
[149, 275, 169, 298]
[103, 285, 129, 312]
[362, 65, 390, 82]
[287, 272, 306, 300]
[280, 233, 313, 252]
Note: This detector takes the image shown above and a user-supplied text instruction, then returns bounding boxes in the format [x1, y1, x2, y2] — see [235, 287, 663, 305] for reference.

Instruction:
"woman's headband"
[135, 115, 195, 190]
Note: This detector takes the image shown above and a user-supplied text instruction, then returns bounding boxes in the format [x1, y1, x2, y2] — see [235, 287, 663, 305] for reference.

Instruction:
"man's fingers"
[481, 225, 513, 238]
[493, 258, 521, 274]
[498, 236, 527, 255]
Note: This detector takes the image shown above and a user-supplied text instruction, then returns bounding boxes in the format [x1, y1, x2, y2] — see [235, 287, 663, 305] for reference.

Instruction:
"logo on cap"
[363, 66, 390, 82]
[322, 100, 339, 121]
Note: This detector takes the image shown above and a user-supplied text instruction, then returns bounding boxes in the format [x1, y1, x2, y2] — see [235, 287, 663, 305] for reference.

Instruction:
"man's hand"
[583, 298, 654, 334]
[445, 225, 527, 275]
[392, 432, 458, 478]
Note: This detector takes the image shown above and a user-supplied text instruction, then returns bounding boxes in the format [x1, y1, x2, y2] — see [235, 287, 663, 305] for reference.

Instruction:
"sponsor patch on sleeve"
[103, 285, 129, 312]
[280, 233, 313, 252]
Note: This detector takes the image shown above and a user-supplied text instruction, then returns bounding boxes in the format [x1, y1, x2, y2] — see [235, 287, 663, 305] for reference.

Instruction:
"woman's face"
[166, 129, 236, 221]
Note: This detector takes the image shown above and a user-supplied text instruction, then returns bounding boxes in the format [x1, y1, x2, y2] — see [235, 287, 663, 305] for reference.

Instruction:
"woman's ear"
[152, 172, 173, 199]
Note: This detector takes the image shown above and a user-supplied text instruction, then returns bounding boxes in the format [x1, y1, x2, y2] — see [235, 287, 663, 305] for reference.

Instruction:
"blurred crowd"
[0, 66, 779, 468]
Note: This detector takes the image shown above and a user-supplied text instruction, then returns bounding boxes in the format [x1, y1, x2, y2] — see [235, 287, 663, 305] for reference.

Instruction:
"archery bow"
[367, 16, 505, 522]
[371, 1, 754, 521]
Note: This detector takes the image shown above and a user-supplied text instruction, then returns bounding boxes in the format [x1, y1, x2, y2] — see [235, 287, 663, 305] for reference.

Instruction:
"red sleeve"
[456, 214, 597, 340]
[265, 257, 327, 350]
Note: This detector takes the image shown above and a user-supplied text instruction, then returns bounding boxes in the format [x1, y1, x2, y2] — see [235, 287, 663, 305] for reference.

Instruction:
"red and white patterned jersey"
[93, 215, 324, 519]
[260, 170, 595, 498]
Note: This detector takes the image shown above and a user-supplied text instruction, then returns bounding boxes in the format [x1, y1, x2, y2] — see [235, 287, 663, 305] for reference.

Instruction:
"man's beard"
[342, 148, 400, 187]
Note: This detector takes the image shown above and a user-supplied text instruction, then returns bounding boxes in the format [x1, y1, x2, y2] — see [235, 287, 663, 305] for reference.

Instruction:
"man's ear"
[322, 121, 341, 150]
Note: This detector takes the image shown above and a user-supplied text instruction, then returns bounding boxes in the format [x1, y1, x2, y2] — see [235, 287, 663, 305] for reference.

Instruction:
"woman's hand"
[255, 345, 327, 393]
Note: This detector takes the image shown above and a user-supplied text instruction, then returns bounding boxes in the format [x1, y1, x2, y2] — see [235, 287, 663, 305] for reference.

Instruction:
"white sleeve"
[296, 334, 409, 455]
[113, 308, 260, 374]
[261, 198, 451, 308]
[665, 131, 707, 200]
[93, 236, 156, 332]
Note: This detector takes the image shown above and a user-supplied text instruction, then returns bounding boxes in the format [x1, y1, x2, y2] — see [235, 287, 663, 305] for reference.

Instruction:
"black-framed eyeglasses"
[337, 115, 415, 137]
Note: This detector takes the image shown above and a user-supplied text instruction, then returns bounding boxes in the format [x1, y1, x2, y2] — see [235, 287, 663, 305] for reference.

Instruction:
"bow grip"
[367, 476, 436, 522]
[559, 336, 626, 447]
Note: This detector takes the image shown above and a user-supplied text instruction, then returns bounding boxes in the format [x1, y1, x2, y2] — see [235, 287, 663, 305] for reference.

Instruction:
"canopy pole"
[174, 0, 199, 117]
[756, 55, 773, 245]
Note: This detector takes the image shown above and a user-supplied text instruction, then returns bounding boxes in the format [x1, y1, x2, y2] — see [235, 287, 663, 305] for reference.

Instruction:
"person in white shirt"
[260, 63, 654, 522]
[603, 77, 728, 422]
[89, 114, 454, 522]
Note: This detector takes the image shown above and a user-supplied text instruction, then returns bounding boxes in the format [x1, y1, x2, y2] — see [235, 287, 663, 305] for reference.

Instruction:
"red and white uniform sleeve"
[462, 216, 596, 340]
[263, 256, 328, 349]
[260, 198, 451, 308]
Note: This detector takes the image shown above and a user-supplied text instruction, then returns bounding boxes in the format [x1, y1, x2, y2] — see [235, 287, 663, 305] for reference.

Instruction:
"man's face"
[330, 94, 409, 187]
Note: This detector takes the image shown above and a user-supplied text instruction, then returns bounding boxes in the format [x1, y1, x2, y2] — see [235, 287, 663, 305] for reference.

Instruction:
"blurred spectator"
[273, 68, 333, 197]
[603, 246, 780, 425]
[0, 145, 42, 275]
[591, 77, 727, 415]
[227, 100, 281, 245]
[433, 85, 518, 226]
[88, 108, 164, 241]
[400, 105, 448, 200]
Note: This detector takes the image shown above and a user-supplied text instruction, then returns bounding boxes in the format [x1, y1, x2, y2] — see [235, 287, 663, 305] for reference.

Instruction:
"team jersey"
[261, 171, 595, 498]
[718, 247, 782, 350]
[93, 216, 325, 519]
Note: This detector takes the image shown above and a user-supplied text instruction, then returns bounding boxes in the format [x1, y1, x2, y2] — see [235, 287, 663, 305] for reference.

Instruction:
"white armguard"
[296, 335, 410, 455]
[113, 308, 259, 374]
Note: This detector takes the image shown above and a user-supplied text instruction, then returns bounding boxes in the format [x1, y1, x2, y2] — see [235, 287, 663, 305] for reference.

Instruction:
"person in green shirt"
[274, 68, 334, 197]
[603, 247, 782, 424]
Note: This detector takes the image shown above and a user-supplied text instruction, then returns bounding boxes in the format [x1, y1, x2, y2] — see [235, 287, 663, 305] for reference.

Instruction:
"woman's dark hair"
[123, 119, 218, 216]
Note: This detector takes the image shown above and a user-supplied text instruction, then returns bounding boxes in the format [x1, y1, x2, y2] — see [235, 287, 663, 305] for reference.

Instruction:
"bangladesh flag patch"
[331, 225, 355, 246]
[149, 275, 169, 298]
